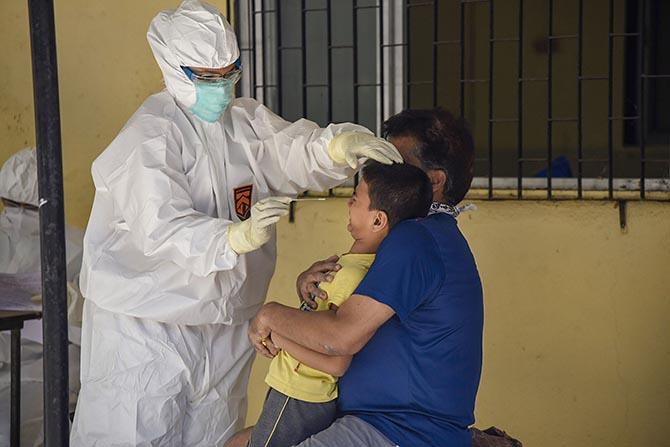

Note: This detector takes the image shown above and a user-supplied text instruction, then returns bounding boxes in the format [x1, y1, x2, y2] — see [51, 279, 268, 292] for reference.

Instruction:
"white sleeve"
[235, 99, 372, 196]
[95, 133, 239, 278]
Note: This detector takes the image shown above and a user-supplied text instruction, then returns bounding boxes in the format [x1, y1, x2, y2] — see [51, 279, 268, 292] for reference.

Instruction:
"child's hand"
[296, 255, 342, 308]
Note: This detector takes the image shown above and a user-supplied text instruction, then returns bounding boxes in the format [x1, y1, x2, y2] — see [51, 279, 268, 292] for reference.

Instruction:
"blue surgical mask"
[190, 80, 234, 123]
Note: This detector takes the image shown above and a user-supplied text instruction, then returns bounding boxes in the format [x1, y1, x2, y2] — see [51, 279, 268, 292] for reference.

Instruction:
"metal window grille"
[229, 0, 670, 201]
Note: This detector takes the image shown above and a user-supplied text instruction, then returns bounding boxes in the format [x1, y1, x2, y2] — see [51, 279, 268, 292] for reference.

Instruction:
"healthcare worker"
[69, 1, 401, 445]
[0, 147, 84, 446]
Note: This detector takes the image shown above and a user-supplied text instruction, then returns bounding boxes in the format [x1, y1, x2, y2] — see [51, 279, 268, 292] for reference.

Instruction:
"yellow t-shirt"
[264, 253, 375, 403]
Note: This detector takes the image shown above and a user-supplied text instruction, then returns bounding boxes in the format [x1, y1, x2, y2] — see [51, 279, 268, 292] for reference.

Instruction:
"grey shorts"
[291, 415, 398, 447]
[248, 388, 337, 447]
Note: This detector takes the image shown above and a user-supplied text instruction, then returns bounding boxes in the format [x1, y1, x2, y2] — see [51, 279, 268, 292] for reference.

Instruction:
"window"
[233, 0, 670, 200]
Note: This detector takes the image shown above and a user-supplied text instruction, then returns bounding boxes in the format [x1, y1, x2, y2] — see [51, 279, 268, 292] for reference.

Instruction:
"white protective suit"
[0, 147, 84, 446]
[70, 1, 373, 445]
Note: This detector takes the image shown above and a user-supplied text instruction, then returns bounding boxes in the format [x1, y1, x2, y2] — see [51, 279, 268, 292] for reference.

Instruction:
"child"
[229, 161, 433, 447]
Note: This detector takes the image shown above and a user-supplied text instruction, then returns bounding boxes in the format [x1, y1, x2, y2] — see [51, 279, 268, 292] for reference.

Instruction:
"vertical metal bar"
[460, 0, 466, 117]
[326, 0, 333, 197]
[432, 0, 439, 107]
[547, 0, 554, 199]
[234, 0, 241, 97]
[638, 0, 646, 199]
[276, 0, 283, 115]
[261, 0, 267, 104]
[251, 0, 257, 99]
[404, 0, 410, 108]
[379, 0, 385, 130]
[353, 0, 360, 187]
[577, 0, 584, 199]
[262, 0, 269, 105]
[608, 0, 614, 199]
[226, 0, 231, 22]
[10, 329, 21, 447]
[326, 0, 333, 123]
[488, 0, 494, 199]
[353, 0, 359, 123]
[517, 0, 524, 198]
[301, 0, 307, 117]
[27, 0, 70, 444]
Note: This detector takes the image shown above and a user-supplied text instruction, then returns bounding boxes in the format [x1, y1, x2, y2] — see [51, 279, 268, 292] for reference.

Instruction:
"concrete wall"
[1, 2, 669, 446]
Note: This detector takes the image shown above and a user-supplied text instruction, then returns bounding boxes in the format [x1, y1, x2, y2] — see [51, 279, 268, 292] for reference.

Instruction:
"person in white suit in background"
[0, 147, 84, 446]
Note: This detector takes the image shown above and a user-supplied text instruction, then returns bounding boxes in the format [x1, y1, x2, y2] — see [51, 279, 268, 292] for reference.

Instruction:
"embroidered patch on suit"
[234, 185, 253, 220]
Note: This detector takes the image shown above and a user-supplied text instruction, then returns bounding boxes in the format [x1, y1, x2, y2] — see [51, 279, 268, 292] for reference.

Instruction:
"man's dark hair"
[383, 108, 475, 206]
[361, 161, 432, 229]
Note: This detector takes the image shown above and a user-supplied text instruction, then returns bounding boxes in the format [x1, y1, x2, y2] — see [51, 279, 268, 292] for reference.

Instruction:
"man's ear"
[427, 169, 447, 198]
[371, 210, 389, 233]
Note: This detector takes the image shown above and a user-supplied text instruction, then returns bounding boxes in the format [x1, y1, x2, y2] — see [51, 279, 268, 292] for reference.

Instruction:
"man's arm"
[250, 294, 395, 358]
[271, 332, 352, 377]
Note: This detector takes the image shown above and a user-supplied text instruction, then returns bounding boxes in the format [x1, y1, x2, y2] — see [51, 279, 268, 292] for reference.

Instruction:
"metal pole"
[517, 0, 524, 198]
[353, 0, 360, 188]
[301, 0, 307, 117]
[11, 329, 21, 446]
[432, 0, 438, 108]
[26, 0, 70, 445]
[326, 0, 333, 124]
[379, 0, 385, 130]
[251, 0, 257, 99]
[488, 0, 494, 199]
[577, 0, 584, 199]
[233, 0, 242, 97]
[608, 0, 614, 199]
[404, 0, 410, 109]
[638, 0, 646, 199]
[276, 0, 283, 116]
[460, 0, 466, 118]
[547, 0, 554, 199]
[260, 1, 267, 104]
[353, 0, 360, 123]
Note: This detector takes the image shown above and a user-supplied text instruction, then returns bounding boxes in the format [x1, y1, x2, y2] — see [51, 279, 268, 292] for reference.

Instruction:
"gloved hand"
[327, 131, 403, 169]
[228, 196, 292, 254]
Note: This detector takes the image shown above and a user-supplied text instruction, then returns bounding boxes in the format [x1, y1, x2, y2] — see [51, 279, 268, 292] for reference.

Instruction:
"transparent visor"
[181, 66, 242, 85]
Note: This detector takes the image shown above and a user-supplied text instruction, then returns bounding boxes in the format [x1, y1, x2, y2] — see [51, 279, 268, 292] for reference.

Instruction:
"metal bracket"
[289, 201, 296, 223]
[617, 200, 627, 232]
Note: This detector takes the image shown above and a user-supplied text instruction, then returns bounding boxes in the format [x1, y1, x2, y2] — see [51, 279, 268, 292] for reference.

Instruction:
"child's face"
[347, 179, 380, 240]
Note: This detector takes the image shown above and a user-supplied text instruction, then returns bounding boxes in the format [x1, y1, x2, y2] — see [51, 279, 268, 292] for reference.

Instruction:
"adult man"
[0, 147, 84, 446]
[250, 108, 483, 447]
[70, 1, 401, 445]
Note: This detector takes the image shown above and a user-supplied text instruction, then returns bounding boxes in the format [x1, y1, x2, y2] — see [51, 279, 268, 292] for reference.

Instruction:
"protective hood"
[0, 147, 39, 207]
[147, 0, 240, 108]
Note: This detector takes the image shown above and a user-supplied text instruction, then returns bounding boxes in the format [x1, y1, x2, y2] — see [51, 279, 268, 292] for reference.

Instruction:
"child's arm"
[271, 331, 352, 377]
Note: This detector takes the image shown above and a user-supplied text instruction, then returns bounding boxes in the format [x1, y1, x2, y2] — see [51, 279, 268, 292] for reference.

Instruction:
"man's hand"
[296, 255, 341, 309]
[248, 304, 280, 358]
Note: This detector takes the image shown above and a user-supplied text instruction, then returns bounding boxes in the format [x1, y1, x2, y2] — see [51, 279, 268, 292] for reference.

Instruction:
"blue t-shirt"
[338, 213, 483, 447]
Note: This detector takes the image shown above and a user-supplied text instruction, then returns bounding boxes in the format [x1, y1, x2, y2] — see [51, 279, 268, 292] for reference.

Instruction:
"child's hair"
[361, 161, 433, 229]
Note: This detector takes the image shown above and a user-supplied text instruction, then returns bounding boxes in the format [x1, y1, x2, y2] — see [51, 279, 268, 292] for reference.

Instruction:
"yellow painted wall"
[1, 2, 669, 447]
[256, 199, 670, 447]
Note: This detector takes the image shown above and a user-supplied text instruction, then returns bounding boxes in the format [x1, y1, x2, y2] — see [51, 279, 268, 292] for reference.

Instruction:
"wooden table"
[0, 310, 42, 447]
